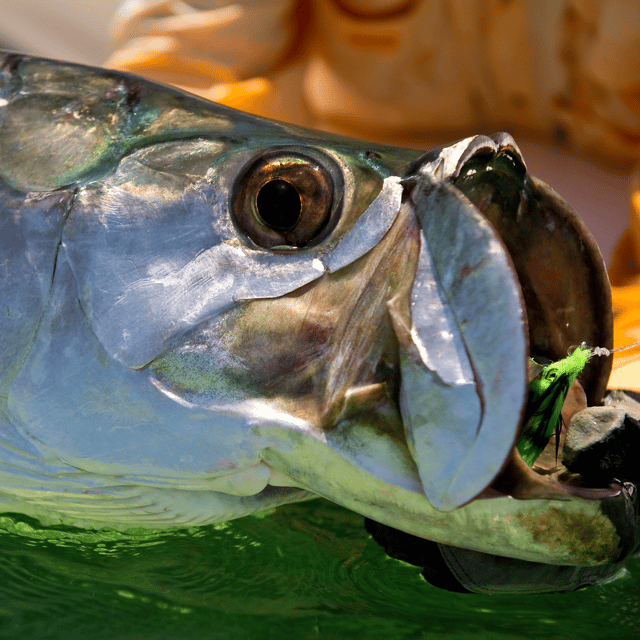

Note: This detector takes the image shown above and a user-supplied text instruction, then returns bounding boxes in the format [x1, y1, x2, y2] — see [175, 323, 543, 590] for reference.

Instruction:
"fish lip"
[478, 439, 624, 504]
[404, 133, 526, 184]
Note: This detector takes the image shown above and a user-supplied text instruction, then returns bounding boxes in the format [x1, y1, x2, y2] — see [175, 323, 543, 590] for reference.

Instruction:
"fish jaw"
[260, 428, 628, 567]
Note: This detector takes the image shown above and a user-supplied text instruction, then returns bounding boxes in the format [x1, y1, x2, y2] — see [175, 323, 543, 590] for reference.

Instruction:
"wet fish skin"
[0, 53, 632, 570]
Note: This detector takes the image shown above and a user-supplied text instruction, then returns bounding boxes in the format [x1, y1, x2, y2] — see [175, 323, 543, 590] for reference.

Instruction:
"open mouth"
[447, 139, 612, 407]
[449, 144, 617, 503]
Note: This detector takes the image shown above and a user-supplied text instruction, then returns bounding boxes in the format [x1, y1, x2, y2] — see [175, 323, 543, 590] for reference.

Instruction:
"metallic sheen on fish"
[0, 53, 634, 569]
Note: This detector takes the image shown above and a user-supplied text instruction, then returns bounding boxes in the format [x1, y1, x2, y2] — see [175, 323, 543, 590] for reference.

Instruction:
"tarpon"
[0, 53, 636, 576]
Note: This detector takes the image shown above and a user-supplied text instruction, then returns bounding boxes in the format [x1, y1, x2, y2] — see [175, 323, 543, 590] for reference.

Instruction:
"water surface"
[0, 499, 637, 639]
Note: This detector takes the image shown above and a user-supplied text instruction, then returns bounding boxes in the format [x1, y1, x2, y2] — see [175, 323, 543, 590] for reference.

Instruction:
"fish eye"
[232, 151, 336, 249]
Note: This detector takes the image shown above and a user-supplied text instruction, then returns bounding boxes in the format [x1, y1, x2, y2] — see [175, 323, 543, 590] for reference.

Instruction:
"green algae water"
[0, 499, 637, 640]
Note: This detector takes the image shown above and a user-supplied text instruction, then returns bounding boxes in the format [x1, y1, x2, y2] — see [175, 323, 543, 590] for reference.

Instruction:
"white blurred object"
[0, 0, 122, 65]
[111, 0, 294, 80]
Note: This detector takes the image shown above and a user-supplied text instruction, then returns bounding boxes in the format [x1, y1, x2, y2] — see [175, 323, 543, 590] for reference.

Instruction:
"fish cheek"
[229, 203, 421, 424]
[152, 203, 420, 422]
[222, 292, 337, 400]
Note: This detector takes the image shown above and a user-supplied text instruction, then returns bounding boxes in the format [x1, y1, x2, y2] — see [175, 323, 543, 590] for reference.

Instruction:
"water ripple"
[0, 502, 637, 639]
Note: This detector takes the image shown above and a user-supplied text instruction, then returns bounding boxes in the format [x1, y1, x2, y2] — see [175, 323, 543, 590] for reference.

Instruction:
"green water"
[0, 499, 637, 640]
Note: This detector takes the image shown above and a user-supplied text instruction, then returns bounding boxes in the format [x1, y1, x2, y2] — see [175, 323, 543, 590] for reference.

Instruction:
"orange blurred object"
[609, 171, 640, 391]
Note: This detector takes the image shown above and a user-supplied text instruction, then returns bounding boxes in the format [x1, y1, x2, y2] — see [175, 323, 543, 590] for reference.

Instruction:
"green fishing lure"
[517, 345, 591, 467]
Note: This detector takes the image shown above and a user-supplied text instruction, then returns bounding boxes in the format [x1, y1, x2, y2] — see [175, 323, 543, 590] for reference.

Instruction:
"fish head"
[1, 54, 630, 568]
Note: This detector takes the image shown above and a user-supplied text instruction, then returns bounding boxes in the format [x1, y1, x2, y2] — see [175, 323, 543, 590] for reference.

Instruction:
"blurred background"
[0, 0, 117, 65]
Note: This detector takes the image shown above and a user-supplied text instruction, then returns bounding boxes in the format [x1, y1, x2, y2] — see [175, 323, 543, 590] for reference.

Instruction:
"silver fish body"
[0, 53, 632, 568]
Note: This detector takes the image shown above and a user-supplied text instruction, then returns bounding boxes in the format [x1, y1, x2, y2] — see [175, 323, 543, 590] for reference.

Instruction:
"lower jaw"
[260, 419, 629, 566]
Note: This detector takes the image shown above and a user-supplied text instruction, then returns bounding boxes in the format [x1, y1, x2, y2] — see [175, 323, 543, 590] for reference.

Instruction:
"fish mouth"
[361, 136, 618, 506]
[394, 142, 616, 510]
[263, 136, 630, 565]
[446, 145, 617, 502]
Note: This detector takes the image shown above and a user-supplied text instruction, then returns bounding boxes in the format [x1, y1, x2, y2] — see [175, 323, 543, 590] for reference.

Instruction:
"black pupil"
[256, 179, 301, 230]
